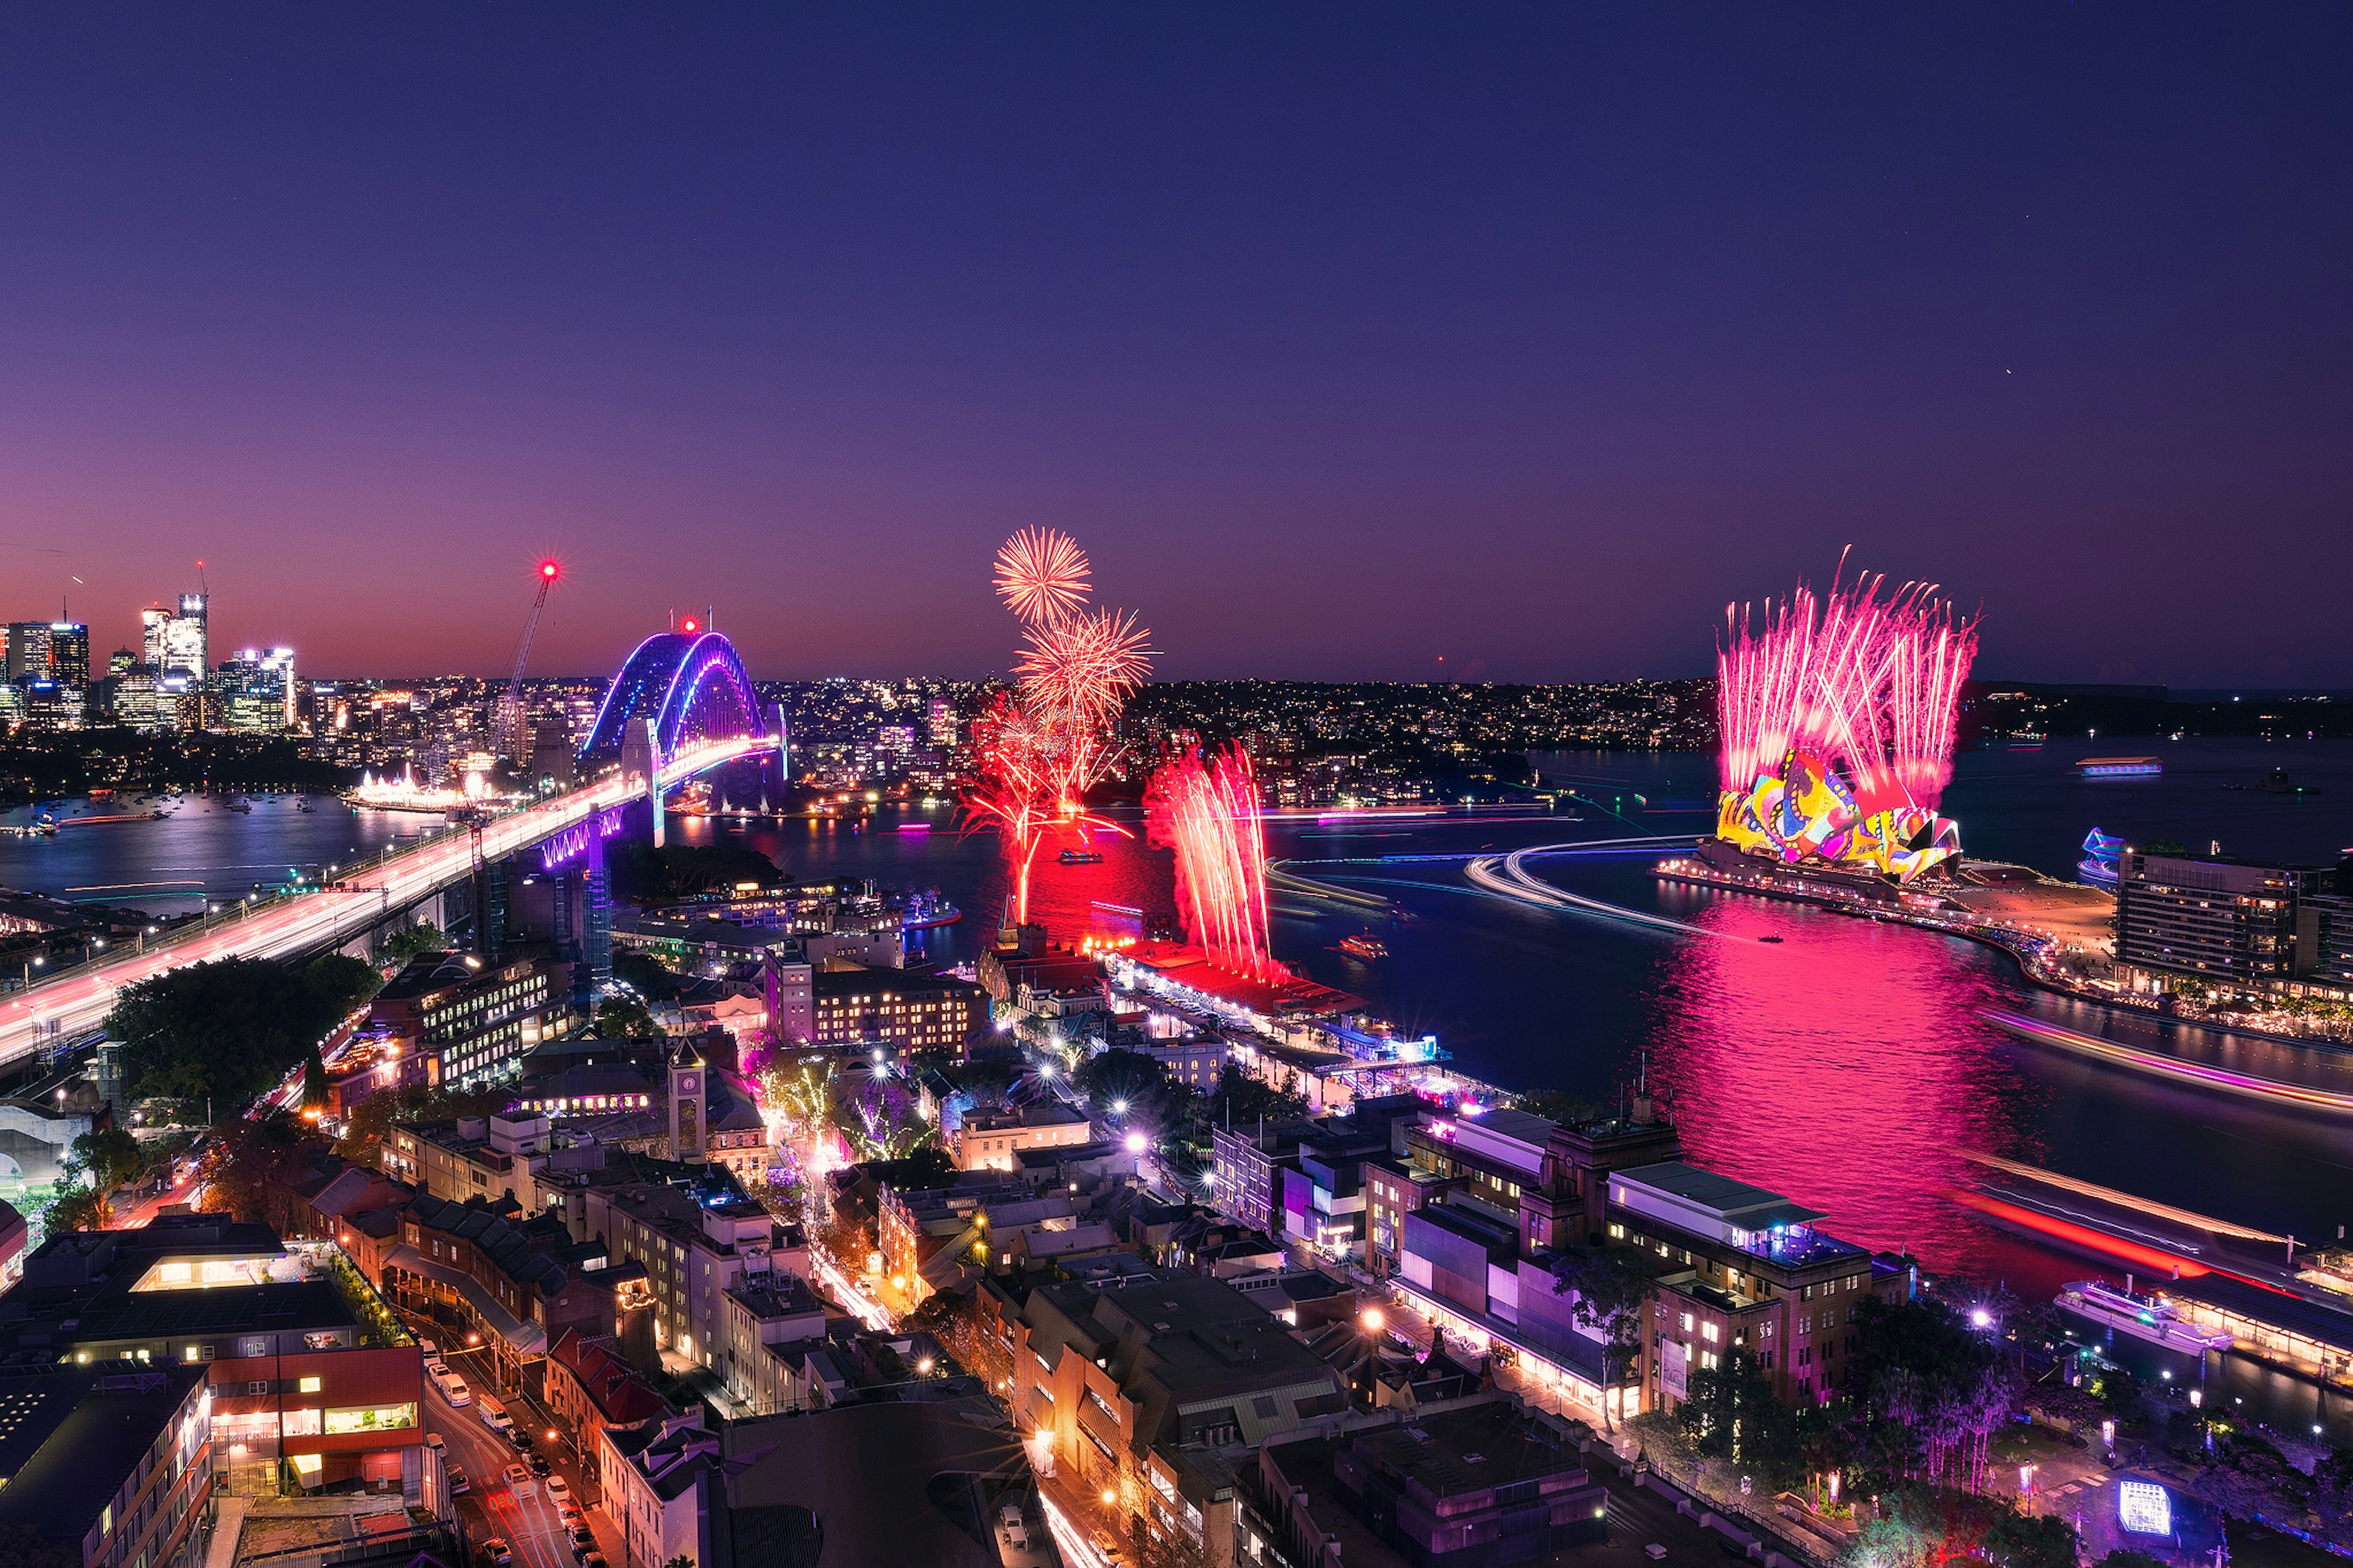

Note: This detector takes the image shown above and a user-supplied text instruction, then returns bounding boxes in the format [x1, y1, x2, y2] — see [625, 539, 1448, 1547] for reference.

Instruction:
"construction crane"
[496, 559, 563, 761]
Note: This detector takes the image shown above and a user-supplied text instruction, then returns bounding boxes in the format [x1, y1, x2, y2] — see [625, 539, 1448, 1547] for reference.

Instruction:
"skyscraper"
[4, 623, 51, 683]
[161, 594, 208, 678]
[45, 623, 89, 691]
[140, 604, 171, 669]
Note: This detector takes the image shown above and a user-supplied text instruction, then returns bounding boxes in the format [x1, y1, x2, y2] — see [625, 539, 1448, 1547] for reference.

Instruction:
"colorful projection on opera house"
[1715, 566, 1978, 883]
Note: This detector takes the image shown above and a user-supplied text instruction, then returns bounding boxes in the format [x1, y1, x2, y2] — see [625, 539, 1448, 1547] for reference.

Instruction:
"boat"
[2008, 733, 2046, 751]
[1056, 849, 1105, 865]
[224, 797, 254, 814]
[2224, 767, 2321, 796]
[1757, 934, 1784, 944]
[1338, 932, 1390, 961]
[2056, 1280, 2233, 1353]
[2079, 756, 2162, 779]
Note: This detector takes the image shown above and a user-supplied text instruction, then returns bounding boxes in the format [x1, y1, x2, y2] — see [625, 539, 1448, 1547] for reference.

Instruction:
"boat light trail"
[1959, 1151, 2296, 1244]
[1982, 1010, 2353, 1117]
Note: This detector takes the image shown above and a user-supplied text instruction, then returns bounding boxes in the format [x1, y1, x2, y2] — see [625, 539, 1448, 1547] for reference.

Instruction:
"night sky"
[1, 7, 2348, 686]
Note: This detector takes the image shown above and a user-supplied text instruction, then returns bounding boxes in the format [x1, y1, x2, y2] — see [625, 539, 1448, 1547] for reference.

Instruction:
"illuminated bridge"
[0, 629, 783, 1070]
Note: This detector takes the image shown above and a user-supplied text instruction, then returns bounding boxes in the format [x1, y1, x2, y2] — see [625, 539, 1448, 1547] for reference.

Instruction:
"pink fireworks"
[1146, 744, 1278, 982]
[1717, 566, 1979, 809]
[993, 527, 1092, 626]
[961, 530, 1152, 922]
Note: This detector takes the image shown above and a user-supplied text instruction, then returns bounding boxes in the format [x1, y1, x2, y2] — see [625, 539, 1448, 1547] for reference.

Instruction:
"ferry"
[1338, 932, 1390, 961]
[1056, 849, 1104, 865]
[2056, 1280, 2232, 1353]
[2008, 733, 2047, 751]
[2079, 756, 2162, 779]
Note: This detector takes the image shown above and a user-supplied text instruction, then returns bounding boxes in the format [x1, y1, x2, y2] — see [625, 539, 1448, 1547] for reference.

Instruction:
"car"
[569, 1528, 596, 1559]
[502, 1464, 532, 1493]
[528, 1455, 552, 1477]
[441, 1377, 472, 1409]
[510, 1428, 535, 1451]
[423, 1433, 447, 1455]
[424, 1358, 449, 1378]
[545, 1475, 572, 1506]
[447, 1468, 471, 1496]
[581, 1554, 607, 1568]
[418, 1338, 440, 1357]
[480, 1540, 512, 1568]
[559, 1503, 583, 1526]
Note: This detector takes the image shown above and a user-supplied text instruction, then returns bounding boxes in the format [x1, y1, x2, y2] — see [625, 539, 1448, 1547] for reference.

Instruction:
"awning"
[385, 1244, 547, 1356]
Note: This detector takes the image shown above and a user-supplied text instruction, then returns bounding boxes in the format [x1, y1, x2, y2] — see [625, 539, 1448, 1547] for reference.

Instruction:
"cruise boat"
[1056, 849, 1104, 865]
[2078, 756, 2162, 779]
[1338, 932, 1390, 961]
[2057, 1281, 2232, 1352]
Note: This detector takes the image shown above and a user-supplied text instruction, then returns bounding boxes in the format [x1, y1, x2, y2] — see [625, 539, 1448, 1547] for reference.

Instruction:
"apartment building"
[0, 1365, 214, 1568]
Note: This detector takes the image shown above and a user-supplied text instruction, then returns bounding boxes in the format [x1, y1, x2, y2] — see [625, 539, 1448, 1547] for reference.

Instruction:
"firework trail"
[1146, 743, 1278, 982]
[993, 527, 1092, 626]
[1716, 567, 1978, 811]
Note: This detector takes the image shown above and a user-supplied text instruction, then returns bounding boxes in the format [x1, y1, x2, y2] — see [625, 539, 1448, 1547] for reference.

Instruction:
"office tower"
[107, 648, 135, 678]
[45, 623, 88, 690]
[140, 604, 171, 668]
[160, 594, 208, 678]
[4, 623, 51, 682]
[217, 646, 298, 732]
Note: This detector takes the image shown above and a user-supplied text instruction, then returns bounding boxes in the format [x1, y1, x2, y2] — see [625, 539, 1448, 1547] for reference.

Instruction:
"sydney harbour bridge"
[0, 628, 784, 1070]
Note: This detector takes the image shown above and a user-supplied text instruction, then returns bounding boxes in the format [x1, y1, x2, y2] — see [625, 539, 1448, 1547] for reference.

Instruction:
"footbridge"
[0, 629, 782, 1070]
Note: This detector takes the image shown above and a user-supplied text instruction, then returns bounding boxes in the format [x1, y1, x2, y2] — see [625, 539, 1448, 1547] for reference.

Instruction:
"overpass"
[0, 629, 784, 1071]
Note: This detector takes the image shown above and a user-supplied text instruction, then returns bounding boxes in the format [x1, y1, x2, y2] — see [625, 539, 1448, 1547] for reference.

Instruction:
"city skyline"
[2, 8, 2350, 684]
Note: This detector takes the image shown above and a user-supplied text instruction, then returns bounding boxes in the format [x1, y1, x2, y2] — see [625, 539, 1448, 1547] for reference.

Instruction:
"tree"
[1677, 1349, 1802, 1482]
[203, 1110, 328, 1234]
[305, 952, 384, 1013]
[608, 841, 782, 903]
[380, 923, 447, 965]
[2095, 1553, 2167, 1568]
[301, 1048, 329, 1114]
[596, 994, 665, 1039]
[44, 1187, 104, 1234]
[1550, 1242, 1653, 1431]
[1515, 1088, 1612, 1128]
[1980, 1511, 2078, 1568]
[0, 1523, 80, 1568]
[1849, 1296, 2021, 1494]
[1209, 1061, 1306, 1128]
[64, 1127, 145, 1194]
[108, 956, 340, 1104]
[613, 950, 683, 1002]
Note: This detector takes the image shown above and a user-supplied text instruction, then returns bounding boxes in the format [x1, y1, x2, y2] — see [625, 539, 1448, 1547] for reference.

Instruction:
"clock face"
[679, 1075, 699, 1093]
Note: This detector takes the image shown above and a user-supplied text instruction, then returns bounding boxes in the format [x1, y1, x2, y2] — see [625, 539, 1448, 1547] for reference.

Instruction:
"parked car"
[528, 1455, 552, 1477]
[569, 1528, 596, 1560]
[447, 1468, 470, 1497]
[423, 1433, 447, 1455]
[545, 1475, 572, 1507]
[510, 1429, 534, 1452]
[503, 1464, 532, 1493]
[480, 1540, 512, 1568]
[581, 1554, 607, 1568]
[418, 1338, 439, 1357]
[424, 1358, 449, 1379]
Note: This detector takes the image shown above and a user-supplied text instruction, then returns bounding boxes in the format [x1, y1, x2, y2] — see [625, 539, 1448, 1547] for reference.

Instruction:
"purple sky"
[1, 7, 2349, 686]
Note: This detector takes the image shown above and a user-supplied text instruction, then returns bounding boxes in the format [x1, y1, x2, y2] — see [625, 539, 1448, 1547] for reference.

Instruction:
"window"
[324, 1404, 418, 1436]
[1700, 1322, 1719, 1344]
[1678, 1312, 1694, 1333]
[298, 1376, 322, 1393]
[282, 1409, 323, 1437]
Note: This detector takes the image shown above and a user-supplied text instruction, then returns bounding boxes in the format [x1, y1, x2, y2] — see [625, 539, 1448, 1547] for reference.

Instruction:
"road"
[0, 735, 773, 1070]
[427, 1345, 618, 1568]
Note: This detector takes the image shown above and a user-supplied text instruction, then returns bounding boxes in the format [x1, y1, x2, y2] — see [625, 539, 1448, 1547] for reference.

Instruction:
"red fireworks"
[993, 527, 1092, 626]
[961, 529, 1152, 922]
[1146, 744, 1278, 982]
[1717, 566, 1979, 809]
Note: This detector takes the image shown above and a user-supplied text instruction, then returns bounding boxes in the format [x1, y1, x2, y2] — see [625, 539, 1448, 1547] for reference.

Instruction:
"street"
[427, 1343, 620, 1568]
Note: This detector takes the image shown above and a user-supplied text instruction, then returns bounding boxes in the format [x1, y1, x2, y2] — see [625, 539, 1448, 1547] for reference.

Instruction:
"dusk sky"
[2, 7, 2348, 686]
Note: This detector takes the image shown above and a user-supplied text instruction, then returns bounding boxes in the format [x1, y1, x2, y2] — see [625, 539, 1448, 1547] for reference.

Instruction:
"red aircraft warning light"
[683, 618, 699, 633]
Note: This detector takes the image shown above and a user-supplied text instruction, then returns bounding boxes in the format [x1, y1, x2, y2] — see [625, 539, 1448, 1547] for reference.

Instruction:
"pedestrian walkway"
[202, 1496, 249, 1568]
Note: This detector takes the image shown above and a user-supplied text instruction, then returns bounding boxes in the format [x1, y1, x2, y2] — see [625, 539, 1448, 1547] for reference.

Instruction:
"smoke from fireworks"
[1146, 743, 1278, 982]
[1716, 568, 1979, 808]
[961, 529, 1152, 922]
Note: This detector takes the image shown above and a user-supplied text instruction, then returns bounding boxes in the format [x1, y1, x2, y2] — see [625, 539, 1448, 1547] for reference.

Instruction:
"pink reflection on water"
[1649, 889, 2038, 1278]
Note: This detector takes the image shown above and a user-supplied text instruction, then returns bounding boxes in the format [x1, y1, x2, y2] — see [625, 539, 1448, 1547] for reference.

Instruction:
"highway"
[0, 735, 773, 1070]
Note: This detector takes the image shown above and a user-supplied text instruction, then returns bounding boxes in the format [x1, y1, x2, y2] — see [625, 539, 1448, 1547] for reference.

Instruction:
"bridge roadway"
[0, 733, 774, 1070]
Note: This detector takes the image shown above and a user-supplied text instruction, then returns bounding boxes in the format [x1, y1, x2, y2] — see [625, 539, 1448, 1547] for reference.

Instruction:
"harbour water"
[7, 737, 2353, 1429]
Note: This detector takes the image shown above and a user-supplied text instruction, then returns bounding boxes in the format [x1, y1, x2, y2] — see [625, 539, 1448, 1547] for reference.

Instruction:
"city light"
[1362, 1307, 1385, 1332]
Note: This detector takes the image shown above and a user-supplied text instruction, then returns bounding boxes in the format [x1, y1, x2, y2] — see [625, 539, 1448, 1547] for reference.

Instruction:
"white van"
[477, 1395, 513, 1436]
[439, 1374, 472, 1408]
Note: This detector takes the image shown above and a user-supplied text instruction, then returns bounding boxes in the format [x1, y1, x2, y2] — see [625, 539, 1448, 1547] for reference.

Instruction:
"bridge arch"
[579, 630, 763, 762]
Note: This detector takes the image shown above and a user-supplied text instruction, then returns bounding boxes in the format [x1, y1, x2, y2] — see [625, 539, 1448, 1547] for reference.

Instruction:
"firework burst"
[961, 533, 1151, 922]
[993, 526, 1092, 625]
